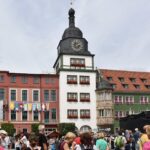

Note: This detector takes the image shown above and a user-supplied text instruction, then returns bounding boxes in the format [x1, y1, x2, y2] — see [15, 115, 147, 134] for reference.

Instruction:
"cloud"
[0, 0, 150, 73]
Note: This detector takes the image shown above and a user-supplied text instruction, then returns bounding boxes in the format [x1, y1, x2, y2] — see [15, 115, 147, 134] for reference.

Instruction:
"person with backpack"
[139, 125, 150, 150]
[114, 131, 127, 150]
[75, 132, 96, 150]
[96, 132, 108, 150]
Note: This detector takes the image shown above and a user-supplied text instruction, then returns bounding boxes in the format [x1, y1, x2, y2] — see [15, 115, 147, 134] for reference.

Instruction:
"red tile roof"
[99, 69, 150, 93]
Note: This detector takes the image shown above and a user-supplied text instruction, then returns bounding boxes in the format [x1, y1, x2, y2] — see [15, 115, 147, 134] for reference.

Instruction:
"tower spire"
[69, 8, 75, 27]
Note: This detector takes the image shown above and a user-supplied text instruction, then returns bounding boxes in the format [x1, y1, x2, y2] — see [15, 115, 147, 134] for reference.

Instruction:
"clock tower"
[54, 8, 97, 131]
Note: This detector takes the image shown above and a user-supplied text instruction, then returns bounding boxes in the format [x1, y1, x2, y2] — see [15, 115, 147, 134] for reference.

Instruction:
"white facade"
[58, 55, 97, 131]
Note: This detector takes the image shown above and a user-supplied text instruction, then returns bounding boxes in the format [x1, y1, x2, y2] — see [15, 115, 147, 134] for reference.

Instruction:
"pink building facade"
[0, 71, 59, 134]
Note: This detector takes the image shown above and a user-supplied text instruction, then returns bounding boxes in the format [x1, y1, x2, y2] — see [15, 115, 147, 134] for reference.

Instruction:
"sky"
[0, 0, 150, 73]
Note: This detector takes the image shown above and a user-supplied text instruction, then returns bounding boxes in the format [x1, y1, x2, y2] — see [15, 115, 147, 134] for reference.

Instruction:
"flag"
[28, 103, 32, 111]
[10, 102, 15, 110]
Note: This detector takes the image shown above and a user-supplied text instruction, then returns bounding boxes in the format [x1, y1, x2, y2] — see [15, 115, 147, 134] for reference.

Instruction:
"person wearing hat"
[0, 130, 7, 149]
[38, 125, 48, 150]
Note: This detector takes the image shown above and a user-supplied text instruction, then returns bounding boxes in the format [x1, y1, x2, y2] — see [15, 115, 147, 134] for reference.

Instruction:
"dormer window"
[122, 84, 128, 89]
[107, 77, 113, 81]
[141, 78, 147, 83]
[111, 84, 116, 89]
[145, 85, 150, 89]
[134, 84, 140, 89]
[130, 78, 136, 82]
[70, 58, 85, 67]
[118, 77, 124, 82]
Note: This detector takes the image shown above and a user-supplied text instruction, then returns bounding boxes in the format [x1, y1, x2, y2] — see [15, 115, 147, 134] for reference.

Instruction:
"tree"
[31, 123, 40, 135]
[1, 123, 15, 136]
[58, 123, 76, 136]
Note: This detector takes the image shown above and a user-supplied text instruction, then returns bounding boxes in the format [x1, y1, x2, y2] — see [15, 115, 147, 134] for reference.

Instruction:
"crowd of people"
[0, 124, 150, 150]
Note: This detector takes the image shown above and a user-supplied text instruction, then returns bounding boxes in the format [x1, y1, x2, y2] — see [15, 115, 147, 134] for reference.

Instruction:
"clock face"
[71, 39, 83, 51]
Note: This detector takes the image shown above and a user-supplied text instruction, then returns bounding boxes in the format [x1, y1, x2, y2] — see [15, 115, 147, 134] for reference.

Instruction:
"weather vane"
[70, 0, 75, 8]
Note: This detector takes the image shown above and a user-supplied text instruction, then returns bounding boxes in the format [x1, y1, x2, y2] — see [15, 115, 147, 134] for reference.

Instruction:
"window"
[125, 96, 134, 104]
[111, 84, 116, 89]
[45, 77, 55, 84]
[130, 78, 136, 82]
[22, 111, 27, 121]
[122, 84, 128, 89]
[33, 76, 40, 84]
[140, 96, 149, 104]
[33, 90, 39, 101]
[11, 90, 16, 101]
[67, 109, 78, 119]
[118, 77, 124, 82]
[44, 90, 49, 101]
[22, 90, 27, 101]
[67, 75, 77, 84]
[80, 93, 90, 102]
[70, 58, 85, 67]
[99, 109, 104, 117]
[80, 109, 90, 118]
[51, 108, 56, 119]
[10, 76, 16, 83]
[11, 110, 16, 120]
[107, 77, 113, 81]
[114, 96, 123, 104]
[141, 78, 147, 83]
[22, 76, 28, 84]
[44, 111, 49, 123]
[0, 75, 4, 82]
[80, 76, 90, 84]
[0, 89, 5, 100]
[115, 111, 124, 119]
[50, 78, 55, 84]
[98, 92, 112, 101]
[33, 111, 39, 121]
[145, 85, 150, 89]
[67, 93, 78, 102]
[51, 90, 56, 101]
[45, 77, 50, 84]
[134, 84, 140, 89]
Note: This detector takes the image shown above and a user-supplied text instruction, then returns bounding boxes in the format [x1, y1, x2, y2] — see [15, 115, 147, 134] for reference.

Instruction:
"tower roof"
[62, 8, 83, 39]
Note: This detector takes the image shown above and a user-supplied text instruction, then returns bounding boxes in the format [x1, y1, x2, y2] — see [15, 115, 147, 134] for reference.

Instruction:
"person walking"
[114, 131, 127, 150]
[75, 132, 96, 150]
[96, 132, 108, 150]
[38, 125, 48, 150]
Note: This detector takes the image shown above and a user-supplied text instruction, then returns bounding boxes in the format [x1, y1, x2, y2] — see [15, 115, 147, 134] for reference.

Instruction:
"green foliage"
[31, 123, 40, 135]
[1, 123, 15, 136]
[58, 123, 76, 136]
